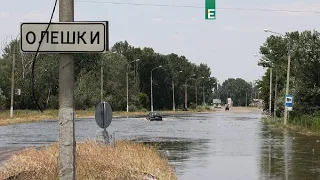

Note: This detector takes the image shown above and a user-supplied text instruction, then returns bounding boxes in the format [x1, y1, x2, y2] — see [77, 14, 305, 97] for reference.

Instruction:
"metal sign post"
[95, 101, 113, 144]
[102, 102, 107, 143]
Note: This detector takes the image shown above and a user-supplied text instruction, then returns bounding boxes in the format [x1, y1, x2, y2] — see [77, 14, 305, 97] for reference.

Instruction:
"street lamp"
[150, 65, 164, 112]
[216, 79, 219, 99]
[254, 54, 273, 117]
[172, 70, 183, 111]
[134, 59, 140, 83]
[184, 74, 196, 109]
[195, 77, 204, 106]
[201, 78, 210, 106]
[101, 51, 116, 102]
[264, 29, 291, 125]
[126, 59, 140, 112]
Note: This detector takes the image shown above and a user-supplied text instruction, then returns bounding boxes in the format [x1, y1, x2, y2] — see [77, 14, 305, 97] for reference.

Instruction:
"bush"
[141, 108, 148, 112]
[137, 92, 149, 109]
[0, 88, 6, 110]
[129, 104, 139, 112]
[189, 103, 196, 110]
[47, 95, 59, 109]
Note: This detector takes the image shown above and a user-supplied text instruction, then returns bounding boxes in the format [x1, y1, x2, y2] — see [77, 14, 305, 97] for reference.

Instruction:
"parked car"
[147, 111, 163, 121]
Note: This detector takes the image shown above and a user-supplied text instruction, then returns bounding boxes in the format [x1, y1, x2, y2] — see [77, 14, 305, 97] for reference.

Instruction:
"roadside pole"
[101, 56, 104, 102]
[269, 67, 272, 116]
[59, 0, 76, 179]
[284, 53, 291, 125]
[10, 48, 15, 119]
[184, 84, 188, 109]
[21, 1, 107, 179]
[274, 70, 278, 117]
[172, 81, 175, 111]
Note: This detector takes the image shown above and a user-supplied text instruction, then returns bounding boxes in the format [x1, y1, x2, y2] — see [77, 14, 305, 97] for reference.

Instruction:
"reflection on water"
[260, 123, 320, 180]
[1, 111, 320, 179]
[132, 137, 211, 175]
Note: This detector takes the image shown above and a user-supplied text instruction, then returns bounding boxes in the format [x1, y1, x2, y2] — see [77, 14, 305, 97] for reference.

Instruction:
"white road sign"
[20, 22, 107, 53]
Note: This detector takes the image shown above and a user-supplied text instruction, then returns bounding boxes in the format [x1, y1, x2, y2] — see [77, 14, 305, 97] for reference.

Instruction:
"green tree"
[258, 30, 320, 117]
[0, 88, 6, 110]
[219, 78, 252, 106]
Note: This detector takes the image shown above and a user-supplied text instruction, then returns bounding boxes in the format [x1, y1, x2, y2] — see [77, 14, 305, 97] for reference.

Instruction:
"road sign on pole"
[20, 0, 110, 177]
[95, 101, 113, 129]
[205, 0, 216, 20]
[285, 95, 293, 111]
[95, 101, 113, 144]
[20, 22, 107, 53]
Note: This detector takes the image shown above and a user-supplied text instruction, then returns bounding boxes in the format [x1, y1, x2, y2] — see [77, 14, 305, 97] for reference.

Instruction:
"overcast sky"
[1, 0, 319, 83]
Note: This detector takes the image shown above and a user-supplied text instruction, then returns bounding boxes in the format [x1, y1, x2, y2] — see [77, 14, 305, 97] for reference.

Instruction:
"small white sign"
[20, 22, 107, 53]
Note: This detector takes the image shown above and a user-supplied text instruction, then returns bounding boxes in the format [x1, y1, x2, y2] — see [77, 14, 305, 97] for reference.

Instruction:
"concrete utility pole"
[126, 67, 128, 111]
[59, 0, 76, 179]
[172, 81, 175, 111]
[195, 85, 198, 106]
[184, 74, 196, 109]
[172, 70, 182, 111]
[10, 49, 15, 119]
[269, 68, 273, 116]
[184, 82, 189, 109]
[150, 74, 153, 112]
[101, 52, 116, 102]
[251, 81, 254, 105]
[245, 91, 247, 107]
[216, 80, 219, 99]
[150, 66, 163, 112]
[274, 70, 278, 117]
[195, 77, 204, 106]
[254, 53, 273, 116]
[283, 52, 291, 125]
[264, 29, 291, 125]
[127, 59, 140, 112]
[202, 84, 205, 106]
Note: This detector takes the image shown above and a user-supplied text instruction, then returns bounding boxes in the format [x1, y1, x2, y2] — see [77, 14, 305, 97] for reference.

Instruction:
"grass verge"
[0, 108, 215, 126]
[0, 140, 177, 180]
[263, 117, 320, 136]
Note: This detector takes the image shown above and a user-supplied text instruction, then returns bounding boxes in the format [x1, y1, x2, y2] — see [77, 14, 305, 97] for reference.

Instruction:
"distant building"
[212, 99, 222, 108]
[250, 99, 264, 107]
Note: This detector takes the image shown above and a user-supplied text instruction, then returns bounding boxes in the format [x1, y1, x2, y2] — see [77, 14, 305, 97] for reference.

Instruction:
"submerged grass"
[0, 140, 177, 180]
[263, 116, 320, 136]
[0, 108, 215, 126]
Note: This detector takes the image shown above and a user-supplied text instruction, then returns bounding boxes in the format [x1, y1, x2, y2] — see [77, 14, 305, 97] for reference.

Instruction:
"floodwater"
[1, 108, 320, 179]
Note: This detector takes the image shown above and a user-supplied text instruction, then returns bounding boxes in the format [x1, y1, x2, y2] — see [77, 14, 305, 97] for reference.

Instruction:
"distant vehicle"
[147, 111, 163, 121]
[227, 98, 233, 106]
[225, 104, 230, 111]
[213, 99, 222, 108]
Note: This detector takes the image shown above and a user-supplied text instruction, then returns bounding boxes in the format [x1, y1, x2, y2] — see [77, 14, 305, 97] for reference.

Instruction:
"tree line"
[257, 30, 320, 118]
[0, 38, 257, 111]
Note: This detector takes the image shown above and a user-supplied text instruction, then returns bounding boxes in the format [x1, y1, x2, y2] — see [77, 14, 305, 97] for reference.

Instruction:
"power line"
[30, 0, 58, 113]
[75, 0, 320, 14]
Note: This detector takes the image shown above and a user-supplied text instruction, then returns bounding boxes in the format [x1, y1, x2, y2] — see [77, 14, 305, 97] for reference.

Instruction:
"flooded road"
[1, 108, 320, 179]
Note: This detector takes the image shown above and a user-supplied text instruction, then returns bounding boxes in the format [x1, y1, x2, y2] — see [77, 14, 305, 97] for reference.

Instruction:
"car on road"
[147, 111, 163, 121]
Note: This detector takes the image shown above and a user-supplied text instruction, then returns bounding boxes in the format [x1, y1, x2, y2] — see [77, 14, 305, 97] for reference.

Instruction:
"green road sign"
[205, 0, 216, 20]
